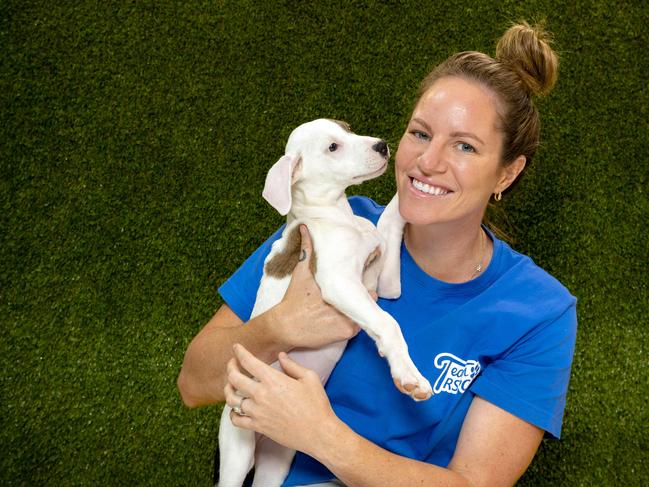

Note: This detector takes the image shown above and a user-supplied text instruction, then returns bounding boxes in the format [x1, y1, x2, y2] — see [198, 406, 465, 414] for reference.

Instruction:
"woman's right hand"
[272, 225, 362, 350]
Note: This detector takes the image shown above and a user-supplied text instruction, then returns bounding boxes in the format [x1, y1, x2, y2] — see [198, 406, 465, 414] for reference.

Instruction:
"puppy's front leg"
[318, 274, 432, 401]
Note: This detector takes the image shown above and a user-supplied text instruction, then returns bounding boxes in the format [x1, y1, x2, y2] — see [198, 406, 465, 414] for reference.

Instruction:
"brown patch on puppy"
[265, 226, 318, 278]
[326, 119, 353, 133]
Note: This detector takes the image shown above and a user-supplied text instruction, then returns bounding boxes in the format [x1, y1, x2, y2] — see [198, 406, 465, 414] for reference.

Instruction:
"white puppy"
[217, 119, 432, 487]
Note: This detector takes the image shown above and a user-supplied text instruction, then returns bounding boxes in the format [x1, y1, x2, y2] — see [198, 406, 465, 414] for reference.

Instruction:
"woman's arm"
[226, 344, 543, 487]
[177, 304, 287, 407]
[321, 396, 543, 487]
[177, 225, 360, 407]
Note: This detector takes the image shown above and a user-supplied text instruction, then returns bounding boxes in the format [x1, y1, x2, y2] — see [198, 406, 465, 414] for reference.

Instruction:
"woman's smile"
[409, 176, 453, 197]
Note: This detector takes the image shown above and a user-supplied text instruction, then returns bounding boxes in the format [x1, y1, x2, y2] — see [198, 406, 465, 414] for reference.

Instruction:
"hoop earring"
[494, 192, 502, 201]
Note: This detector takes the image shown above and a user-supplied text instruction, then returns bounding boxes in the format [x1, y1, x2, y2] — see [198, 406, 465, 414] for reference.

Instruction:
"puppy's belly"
[282, 342, 347, 384]
[254, 274, 346, 384]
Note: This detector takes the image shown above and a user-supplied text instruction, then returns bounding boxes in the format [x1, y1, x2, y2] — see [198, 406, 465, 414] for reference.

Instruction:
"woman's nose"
[418, 142, 447, 174]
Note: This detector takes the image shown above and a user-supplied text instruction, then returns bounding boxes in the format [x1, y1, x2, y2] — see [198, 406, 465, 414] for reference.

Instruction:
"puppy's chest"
[313, 217, 382, 256]
[263, 217, 381, 280]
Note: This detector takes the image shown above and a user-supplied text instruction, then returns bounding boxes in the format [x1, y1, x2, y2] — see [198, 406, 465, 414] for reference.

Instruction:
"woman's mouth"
[410, 177, 452, 196]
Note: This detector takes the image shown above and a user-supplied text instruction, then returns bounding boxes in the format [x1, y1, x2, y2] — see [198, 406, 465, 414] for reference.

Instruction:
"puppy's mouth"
[354, 160, 388, 181]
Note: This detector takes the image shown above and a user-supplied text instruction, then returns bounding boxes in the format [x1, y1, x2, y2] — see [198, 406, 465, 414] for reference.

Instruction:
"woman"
[178, 22, 577, 486]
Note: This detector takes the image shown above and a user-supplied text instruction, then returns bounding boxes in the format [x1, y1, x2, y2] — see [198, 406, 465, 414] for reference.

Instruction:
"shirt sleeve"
[469, 300, 577, 439]
[217, 225, 285, 321]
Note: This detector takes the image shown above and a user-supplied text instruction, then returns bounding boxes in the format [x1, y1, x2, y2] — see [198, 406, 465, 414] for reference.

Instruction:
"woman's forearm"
[310, 419, 471, 487]
[177, 305, 291, 407]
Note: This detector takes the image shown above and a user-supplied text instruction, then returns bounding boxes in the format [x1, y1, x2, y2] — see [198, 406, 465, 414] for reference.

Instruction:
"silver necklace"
[471, 229, 487, 278]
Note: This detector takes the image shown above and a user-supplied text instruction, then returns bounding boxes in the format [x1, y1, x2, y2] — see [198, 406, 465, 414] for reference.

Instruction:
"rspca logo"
[433, 353, 481, 395]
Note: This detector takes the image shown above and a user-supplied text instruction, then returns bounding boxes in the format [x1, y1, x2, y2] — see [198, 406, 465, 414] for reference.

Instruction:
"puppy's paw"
[393, 376, 433, 401]
[389, 359, 433, 401]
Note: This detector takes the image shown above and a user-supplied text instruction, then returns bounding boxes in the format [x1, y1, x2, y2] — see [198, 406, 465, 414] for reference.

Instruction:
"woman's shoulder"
[494, 237, 577, 313]
[348, 195, 385, 225]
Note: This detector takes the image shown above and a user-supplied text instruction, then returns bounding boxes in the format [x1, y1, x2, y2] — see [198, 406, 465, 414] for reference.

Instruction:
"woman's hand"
[273, 225, 361, 350]
[224, 343, 339, 456]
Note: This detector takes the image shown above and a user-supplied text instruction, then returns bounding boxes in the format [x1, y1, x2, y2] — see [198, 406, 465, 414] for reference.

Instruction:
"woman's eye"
[329, 143, 338, 152]
[411, 130, 430, 141]
[457, 142, 475, 153]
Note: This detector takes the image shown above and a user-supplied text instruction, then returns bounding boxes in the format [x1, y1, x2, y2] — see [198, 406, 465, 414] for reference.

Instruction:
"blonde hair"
[416, 22, 559, 183]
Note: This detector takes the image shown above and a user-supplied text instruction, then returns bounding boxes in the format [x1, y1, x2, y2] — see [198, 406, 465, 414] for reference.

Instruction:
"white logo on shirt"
[433, 352, 481, 395]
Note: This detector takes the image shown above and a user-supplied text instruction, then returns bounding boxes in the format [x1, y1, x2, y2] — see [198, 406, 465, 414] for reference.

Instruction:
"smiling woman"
[395, 22, 558, 284]
[178, 21, 576, 487]
[395, 76, 527, 283]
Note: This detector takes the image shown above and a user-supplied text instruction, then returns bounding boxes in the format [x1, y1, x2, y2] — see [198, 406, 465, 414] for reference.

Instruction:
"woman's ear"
[495, 155, 526, 194]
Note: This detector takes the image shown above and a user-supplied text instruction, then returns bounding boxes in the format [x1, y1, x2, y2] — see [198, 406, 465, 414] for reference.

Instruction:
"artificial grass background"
[1, 0, 647, 485]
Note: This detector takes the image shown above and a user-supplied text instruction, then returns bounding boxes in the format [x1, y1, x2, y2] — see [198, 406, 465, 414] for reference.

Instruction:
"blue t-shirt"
[218, 196, 577, 487]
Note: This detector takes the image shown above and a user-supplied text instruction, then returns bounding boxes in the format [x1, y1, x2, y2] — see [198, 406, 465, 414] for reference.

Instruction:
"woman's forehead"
[413, 77, 501, 134]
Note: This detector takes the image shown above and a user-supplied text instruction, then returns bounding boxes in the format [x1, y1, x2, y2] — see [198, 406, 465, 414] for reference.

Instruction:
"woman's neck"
[404, 219, 493, 284]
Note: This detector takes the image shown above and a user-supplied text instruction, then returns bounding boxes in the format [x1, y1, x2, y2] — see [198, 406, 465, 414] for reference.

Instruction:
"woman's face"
[395, 76, 520, 228]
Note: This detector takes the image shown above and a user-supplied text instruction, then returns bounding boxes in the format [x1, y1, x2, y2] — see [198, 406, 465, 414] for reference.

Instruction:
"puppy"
[217, 119, 432, 487]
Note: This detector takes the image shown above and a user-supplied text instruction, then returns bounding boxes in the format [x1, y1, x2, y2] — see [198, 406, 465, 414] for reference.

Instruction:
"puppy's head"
[263, 119, 390, 215]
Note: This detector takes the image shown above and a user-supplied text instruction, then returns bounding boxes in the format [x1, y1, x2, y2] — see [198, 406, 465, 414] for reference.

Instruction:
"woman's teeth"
[412, 178, 449, 195]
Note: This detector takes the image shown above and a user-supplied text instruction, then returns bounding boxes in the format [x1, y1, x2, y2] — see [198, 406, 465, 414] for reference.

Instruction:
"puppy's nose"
[372, 140, 389, 158]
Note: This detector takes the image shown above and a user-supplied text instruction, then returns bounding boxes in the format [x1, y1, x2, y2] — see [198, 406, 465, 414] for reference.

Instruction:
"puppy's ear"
[262, 153, 301, 216]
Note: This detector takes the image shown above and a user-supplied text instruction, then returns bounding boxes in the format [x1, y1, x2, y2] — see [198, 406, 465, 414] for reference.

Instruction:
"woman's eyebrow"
[450, 131, 485, 145]
[410, 117, 432, 132]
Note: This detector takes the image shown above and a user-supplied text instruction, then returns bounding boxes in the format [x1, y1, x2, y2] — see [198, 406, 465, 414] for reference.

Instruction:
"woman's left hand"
[224, 343, 338, 456]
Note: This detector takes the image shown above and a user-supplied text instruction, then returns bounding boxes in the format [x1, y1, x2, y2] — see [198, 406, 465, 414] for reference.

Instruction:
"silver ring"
[298, 249, 307, 262]
[233, 397, 248, 416]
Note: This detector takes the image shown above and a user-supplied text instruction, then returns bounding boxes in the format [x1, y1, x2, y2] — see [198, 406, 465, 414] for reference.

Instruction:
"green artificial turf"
[1, 0, 647, 485]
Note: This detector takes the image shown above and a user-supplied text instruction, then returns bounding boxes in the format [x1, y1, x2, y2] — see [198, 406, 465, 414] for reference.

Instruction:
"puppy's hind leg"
[217, 407, 256, 487]
[251, 436, 296, 487]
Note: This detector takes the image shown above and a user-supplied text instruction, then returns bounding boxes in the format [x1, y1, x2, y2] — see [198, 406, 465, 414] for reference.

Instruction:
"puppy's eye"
[329, 143, 339, 152]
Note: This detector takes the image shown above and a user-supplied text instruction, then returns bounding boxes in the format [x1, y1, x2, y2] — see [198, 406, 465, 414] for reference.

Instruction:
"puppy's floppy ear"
[262, 153, 301, 216]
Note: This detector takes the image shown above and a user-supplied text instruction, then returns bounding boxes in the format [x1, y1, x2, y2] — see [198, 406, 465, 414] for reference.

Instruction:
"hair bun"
[496, 22, 559, 96]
